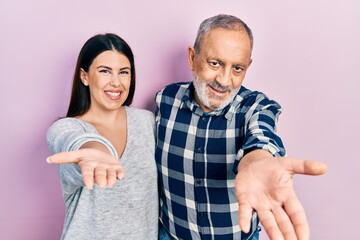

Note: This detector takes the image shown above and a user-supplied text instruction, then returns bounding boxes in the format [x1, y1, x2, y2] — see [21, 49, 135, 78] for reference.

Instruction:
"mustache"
[207, 80, 232, 92]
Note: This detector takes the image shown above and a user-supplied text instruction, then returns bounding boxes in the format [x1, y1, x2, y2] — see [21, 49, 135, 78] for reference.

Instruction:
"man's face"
[188, 28, 252, 112]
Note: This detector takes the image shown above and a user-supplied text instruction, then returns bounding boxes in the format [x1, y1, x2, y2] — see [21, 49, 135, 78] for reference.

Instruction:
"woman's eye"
[99, 69, 110, 74]
[120, 71, 130, 75]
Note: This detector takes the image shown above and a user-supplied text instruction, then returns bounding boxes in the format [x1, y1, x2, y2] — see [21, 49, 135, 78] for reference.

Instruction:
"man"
[155, 14, 327, 240]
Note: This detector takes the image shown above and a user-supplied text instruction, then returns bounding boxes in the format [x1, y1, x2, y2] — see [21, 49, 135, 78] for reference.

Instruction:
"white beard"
[193, 73, 239, 111]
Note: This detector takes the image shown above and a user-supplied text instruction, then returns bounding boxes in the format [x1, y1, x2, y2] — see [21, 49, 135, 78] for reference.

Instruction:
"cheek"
[232, 75, 245, 89]
[195, 68, 217, 82]
[119, 76, 131, 88]
[232, 80, 243, 89]
[193, 61, 216, 81]
[125, 77, 132, 88]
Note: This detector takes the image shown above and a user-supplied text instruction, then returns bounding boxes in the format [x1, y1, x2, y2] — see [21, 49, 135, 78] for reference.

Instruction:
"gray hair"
[193, 14, 254, 54]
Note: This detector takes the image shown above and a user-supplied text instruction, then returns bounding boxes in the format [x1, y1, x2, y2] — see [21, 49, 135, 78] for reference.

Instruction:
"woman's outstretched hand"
[47, 148, 124, 190]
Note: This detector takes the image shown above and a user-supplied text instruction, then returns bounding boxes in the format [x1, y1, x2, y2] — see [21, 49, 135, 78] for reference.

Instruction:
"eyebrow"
[96, 65, 131, 71]
[208, 58, 246, 69]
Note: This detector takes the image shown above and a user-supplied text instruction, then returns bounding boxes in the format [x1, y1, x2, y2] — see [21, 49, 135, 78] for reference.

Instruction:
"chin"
[208, 99, 231, 111]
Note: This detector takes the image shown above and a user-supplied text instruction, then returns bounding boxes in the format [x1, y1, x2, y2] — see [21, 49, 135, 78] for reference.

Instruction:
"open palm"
[236, 152, 327, 240]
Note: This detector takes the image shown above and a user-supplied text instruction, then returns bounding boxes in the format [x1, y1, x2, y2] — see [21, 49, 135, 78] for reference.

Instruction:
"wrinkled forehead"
[199, 27, 252, 53]
[201, 28, 251, 53]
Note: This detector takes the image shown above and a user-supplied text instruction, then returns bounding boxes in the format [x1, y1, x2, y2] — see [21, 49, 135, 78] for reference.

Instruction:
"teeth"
[106, 91, 120, 97]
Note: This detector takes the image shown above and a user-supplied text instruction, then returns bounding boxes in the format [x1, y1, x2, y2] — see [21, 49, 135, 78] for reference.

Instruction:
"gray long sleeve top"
[47, 107, 158, 240]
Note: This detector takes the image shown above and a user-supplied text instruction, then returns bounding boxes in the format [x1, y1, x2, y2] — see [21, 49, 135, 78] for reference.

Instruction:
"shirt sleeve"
[46, 118, 117, 199]
[234, 94, 286, 173]
[240, 93, 286, 157]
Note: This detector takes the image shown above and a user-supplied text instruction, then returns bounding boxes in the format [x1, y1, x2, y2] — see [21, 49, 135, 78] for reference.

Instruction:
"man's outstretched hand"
[47, 148, 124, 190]
[236, 150, 327, 240]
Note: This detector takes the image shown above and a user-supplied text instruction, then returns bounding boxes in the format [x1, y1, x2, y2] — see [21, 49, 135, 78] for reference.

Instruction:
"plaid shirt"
[155, 82, 286, 240]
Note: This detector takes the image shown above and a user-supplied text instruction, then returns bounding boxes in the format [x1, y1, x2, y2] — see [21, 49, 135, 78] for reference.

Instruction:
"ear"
[247, 58, 253, 69]
[80, 68, 89, 86]
[187, 47, 196, 71]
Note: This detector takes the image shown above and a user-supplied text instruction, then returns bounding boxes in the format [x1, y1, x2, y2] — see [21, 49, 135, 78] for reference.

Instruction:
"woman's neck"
[79, 106, 126, 127]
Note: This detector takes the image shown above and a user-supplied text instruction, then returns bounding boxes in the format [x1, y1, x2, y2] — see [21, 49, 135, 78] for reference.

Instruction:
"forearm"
[80, 141, 111, 154]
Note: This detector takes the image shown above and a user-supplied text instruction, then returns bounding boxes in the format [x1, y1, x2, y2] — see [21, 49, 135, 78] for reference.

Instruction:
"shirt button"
[199, 212, 207, 217]
[202, 117, 207, 121]
[197, 148, 202, 153]
[196, 179, 201, 185]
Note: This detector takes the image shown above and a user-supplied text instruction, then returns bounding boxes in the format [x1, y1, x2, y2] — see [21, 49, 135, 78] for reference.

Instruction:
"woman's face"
[80, 50, 131, 112]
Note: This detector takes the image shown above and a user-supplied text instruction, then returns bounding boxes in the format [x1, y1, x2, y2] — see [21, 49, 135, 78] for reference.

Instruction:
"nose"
[110, 74, 121, 87]
[216, 67, 232, 87]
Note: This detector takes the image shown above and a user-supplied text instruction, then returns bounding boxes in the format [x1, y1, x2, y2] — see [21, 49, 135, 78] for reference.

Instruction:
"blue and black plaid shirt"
[155, 82, 286, 240]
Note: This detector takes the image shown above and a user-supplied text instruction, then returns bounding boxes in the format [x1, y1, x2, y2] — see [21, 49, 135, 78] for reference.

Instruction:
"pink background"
[1, 0, 359, 239]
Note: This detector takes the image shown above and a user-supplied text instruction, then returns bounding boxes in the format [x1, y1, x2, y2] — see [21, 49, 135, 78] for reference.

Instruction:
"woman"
[46, 33, 158, 240]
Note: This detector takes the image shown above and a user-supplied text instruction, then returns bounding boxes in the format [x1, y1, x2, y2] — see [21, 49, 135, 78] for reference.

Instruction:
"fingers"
[116, 167, 125, 180]
[285, 157, 328, 176]
[82, 164, 96, 190]
[95, 167, 122, 188]
[81, 165, 123, 190]
[284, 197, 310, 240]
[257, 208, 284, 240]
[81, 165, 124, 190]
[47, 150, 84, 164]
[257, 196, 309, 240]
[303, 160, 328, 175]
[272, 205, 297, 240]
[95, 166, 107, 188]
[238, 201, 253, 233]
[47, 148, 112, 164]
[80, 163, 124, 190]
[107, 169, 117, 188]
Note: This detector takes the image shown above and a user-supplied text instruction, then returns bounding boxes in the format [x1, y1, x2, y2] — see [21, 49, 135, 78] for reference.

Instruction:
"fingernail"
[46, 157, 51, 163]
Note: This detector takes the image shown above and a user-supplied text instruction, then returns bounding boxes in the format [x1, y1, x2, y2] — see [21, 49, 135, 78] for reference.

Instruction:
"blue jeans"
[251, 230, 259, 240]
[158, 223, 174, 240]
[158, 224, 259, 240]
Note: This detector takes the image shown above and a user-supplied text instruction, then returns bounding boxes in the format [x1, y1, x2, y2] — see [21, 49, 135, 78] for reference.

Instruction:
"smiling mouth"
[105, 91, 121, 98]
[209, 86, 229, 94]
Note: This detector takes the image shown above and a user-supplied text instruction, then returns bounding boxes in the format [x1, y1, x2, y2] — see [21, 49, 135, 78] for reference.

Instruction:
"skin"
[236, 151, 327, 240]
[48, 29, 328, 240]
[80, 50, 131, 114]
[188, 28, 252, 112]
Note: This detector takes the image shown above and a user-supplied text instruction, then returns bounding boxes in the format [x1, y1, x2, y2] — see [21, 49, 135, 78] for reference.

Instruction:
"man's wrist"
[238, 149, 272, 171]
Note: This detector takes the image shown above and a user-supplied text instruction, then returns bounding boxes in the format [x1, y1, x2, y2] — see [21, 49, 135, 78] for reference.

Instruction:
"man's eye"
[209, 61, 220, 67]
[233, 66, 243, 73]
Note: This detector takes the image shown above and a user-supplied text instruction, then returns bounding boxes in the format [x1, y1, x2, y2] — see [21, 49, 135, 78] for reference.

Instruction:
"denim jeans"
[158, 223, 174, 240]
[158, 224, 259, 240]
[251, 230, 259, 240]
